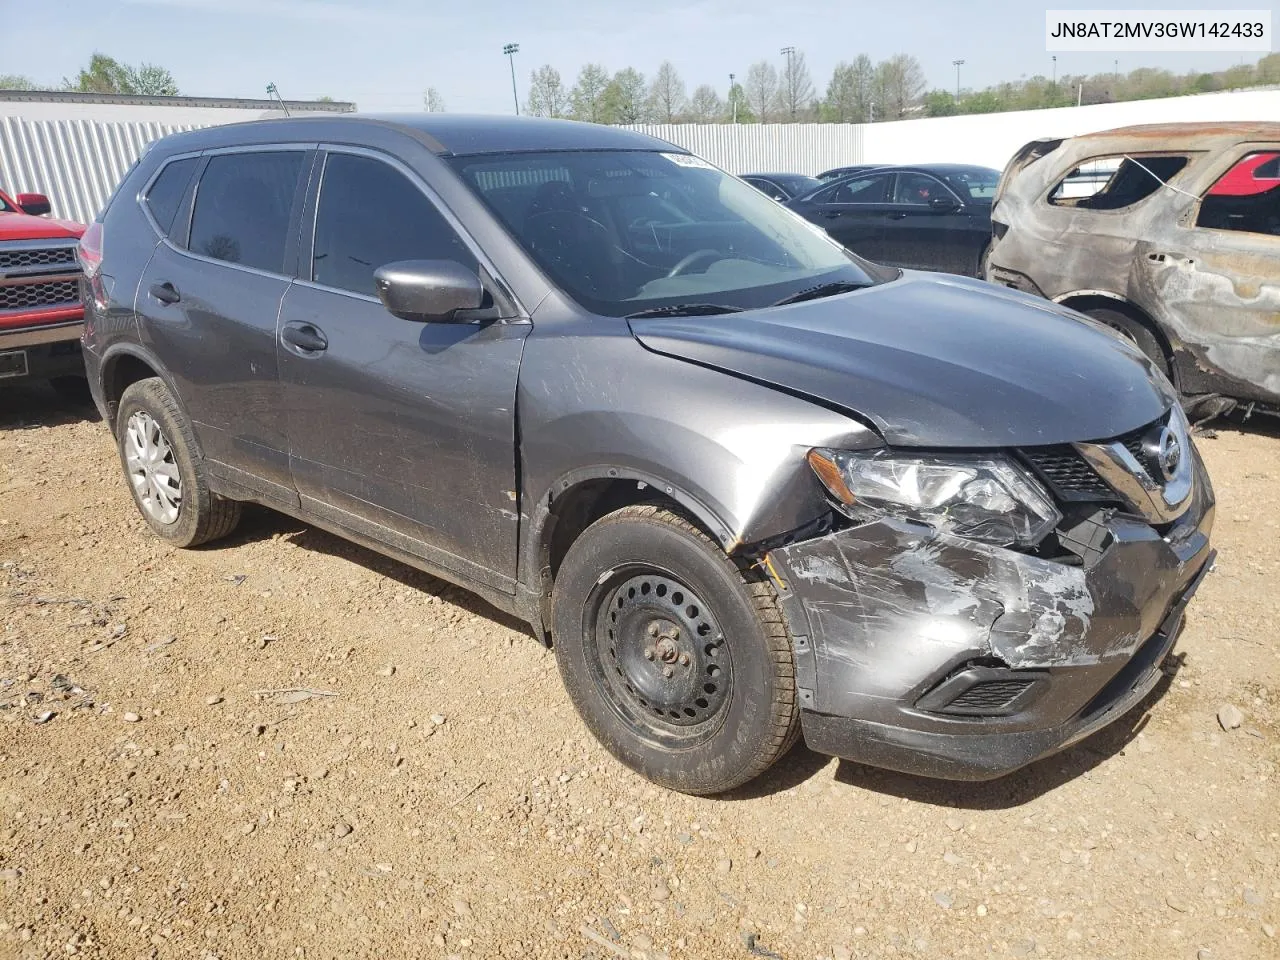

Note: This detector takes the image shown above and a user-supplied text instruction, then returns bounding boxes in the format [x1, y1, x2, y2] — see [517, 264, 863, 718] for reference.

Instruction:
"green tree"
[0, 74, 39, 90]
[570, 64, 610, 123]
[725, 81, 754, 123]
[602, 67, 647, 124]
[528, 65, 569, 118]
[922, 90, 957, 117]
[824, 55, 874, 123]
[64, 53, 178, 96]
[131, 63, 178, 96]
[874, 54, 925, 119]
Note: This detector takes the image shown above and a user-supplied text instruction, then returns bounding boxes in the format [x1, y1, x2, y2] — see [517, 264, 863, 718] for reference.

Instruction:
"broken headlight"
[806, 449, 1062, 548]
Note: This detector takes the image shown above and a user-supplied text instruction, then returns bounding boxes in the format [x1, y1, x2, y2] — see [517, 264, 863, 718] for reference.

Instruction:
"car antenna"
[266, 82, 291, 117]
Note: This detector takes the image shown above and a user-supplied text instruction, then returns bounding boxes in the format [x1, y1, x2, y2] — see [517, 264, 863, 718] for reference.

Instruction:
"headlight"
[806, 448, 1062, 548]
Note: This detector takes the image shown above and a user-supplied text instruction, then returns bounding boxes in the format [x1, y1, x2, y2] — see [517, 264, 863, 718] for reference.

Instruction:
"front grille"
[0, 246, 77, 271]
[1021, 446, 1115, 497]
[946, 679, 1036, 712]
[0, 279, 79, 311]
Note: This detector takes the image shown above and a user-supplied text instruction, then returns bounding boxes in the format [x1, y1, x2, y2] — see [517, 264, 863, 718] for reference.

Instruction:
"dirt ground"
[1, 382, 1277, 960]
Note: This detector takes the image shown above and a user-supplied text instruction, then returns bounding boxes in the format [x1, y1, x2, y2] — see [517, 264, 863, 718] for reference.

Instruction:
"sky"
[2, 0, 1275, 112]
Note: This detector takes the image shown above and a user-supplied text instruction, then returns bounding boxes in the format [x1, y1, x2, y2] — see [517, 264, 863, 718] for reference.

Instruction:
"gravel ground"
[1, 382, 1277, 960]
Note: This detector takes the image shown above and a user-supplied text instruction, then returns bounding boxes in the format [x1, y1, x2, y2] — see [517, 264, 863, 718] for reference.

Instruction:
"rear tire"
[116, 377, 241, 547]
[552, 504, 799, 795]
[1085, 306, 1170, 378]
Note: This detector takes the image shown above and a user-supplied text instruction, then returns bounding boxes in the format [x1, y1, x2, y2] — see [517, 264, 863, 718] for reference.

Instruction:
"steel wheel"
[124, 410, 182, 525]
[588, 567, 732, 746]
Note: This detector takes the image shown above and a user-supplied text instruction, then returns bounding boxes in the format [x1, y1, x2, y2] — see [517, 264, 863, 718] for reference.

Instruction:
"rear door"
[793, 172, 893, 260]
[135, 146, 311, 505]
[881, 171, 983, 275]
[1173, 145, 1280, 403]
[277, 148, 528, 590]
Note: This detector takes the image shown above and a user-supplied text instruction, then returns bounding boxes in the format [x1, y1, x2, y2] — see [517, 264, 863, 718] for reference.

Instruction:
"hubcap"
[592, 571, 730, 735]
[124, 411, 182, 525]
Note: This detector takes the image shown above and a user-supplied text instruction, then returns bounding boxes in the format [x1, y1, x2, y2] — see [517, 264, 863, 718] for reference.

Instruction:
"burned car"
[988, 122, 1280, 418]
[82, 115, 1213, 794]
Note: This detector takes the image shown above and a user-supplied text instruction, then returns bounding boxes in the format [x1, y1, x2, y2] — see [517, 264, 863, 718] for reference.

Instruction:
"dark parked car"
[741, 172, 822, 201]
[81, 115, 1213, 794]
[817, 164, 881, 182]
[789, 164, 1000, 276]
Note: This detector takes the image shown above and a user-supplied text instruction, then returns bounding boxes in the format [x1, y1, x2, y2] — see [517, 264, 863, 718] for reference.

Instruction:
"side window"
[1048, 154, 1189, 210]
[1197, 151, 1280, 237]
[143, 157, 198, 237]
[892, 172, 952, 205]
[831, 174, 889, 204]
[312, 153, 477, 297]
[189, 151, 304, 273]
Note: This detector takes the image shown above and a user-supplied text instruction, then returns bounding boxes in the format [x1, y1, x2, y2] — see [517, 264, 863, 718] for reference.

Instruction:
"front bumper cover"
[766, 457, 1215, 781]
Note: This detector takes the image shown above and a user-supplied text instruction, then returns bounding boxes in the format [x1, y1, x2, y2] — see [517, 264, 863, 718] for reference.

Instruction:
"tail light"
[78, 221, 107, 317]
[78, 221, 104, 279]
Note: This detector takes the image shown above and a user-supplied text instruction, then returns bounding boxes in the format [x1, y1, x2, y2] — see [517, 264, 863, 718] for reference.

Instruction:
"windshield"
[944, 168, 1000, 203]
[0, 192, 14, 213]
[448, 150, 890, 317]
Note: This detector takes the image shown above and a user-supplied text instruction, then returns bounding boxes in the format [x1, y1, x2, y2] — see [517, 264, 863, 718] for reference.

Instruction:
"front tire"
[116, 377, 241, 547]
[552, 505, 799, 794]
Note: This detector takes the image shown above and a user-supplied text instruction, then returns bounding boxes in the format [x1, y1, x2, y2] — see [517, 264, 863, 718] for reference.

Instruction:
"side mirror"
[373, 260, 485, 323]
[16, 192, 51, 217]
[928, 195, 962, 213]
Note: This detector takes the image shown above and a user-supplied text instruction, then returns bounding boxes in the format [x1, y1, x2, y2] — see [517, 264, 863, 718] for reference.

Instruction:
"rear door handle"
[281, 322, 328, 353]
[149, 282, 181, 304]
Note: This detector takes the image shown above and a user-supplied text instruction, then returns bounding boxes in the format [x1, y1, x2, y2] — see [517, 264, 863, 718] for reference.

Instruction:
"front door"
[135, 148, 310, 504]
[277, 149, 528, 590]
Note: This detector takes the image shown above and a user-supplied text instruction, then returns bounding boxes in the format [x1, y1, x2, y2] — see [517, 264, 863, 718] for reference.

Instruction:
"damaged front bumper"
[766, 461, 1215, 781]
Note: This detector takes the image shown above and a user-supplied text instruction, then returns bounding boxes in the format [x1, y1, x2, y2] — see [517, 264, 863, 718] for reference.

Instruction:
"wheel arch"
[1053, 291, 1181, 387]
[98, 344, 194, 444]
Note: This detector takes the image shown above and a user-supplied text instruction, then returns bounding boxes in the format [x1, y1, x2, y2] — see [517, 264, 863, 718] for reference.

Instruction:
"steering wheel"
[666, 249, 723, 278]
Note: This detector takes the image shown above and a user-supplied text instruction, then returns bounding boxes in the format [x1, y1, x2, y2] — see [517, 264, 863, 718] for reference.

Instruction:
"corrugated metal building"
[0, 91, 353, 222]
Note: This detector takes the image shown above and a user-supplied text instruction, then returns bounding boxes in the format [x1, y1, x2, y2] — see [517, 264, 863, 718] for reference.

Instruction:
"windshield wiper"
[625, 303, 744, 319]
[771, 281, 868, 307]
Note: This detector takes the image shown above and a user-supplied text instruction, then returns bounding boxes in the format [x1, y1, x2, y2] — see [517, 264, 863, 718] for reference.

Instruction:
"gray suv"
[81, 115, 1215, 795]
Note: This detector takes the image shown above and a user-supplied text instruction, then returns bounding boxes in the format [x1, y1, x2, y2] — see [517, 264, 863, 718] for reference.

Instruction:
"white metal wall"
[0, 118, 204, 224]
[622, 123, 864, 175]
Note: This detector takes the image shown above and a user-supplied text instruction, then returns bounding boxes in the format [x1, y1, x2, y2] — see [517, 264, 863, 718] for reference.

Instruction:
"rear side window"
[143, 157, 198, 237]
[1197, 151, 1280, 237]
[1048, 154, 1189, 210]
[830, 174, 889, 204]
[311, 152, 476, 297]
[189, 151, 304, 273]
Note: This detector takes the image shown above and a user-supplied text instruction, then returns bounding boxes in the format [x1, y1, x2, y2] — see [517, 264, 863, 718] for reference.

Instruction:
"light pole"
[503, 43, 520, 115]
[266, 82, 290, 117]
[1051, 55, 1058, 87]
[951, 59, 964, 103]
[781, 46, 795, 120]
[729, 73, 737, 123]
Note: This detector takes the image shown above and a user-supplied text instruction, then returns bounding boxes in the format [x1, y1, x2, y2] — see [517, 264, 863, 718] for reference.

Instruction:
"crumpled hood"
[629, 272, 1174, 448]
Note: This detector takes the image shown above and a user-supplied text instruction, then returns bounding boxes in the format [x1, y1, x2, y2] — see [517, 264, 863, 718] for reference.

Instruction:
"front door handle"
[821, 210, 841, 219]
[281, 322, 328, 353]
[149, 282, 181, 304]
[888, 211, 908, 220]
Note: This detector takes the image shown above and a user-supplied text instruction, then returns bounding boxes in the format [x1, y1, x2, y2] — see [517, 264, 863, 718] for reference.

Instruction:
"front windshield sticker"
[661, 153, 715, 170]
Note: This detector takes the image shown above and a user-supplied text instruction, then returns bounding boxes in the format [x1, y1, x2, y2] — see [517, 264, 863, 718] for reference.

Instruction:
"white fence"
[0, 117, 202, 224]
[2, 87, 1276, 222]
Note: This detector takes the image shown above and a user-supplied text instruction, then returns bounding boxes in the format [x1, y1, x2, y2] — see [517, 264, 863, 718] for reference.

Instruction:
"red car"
[0, 187, 87, 398]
